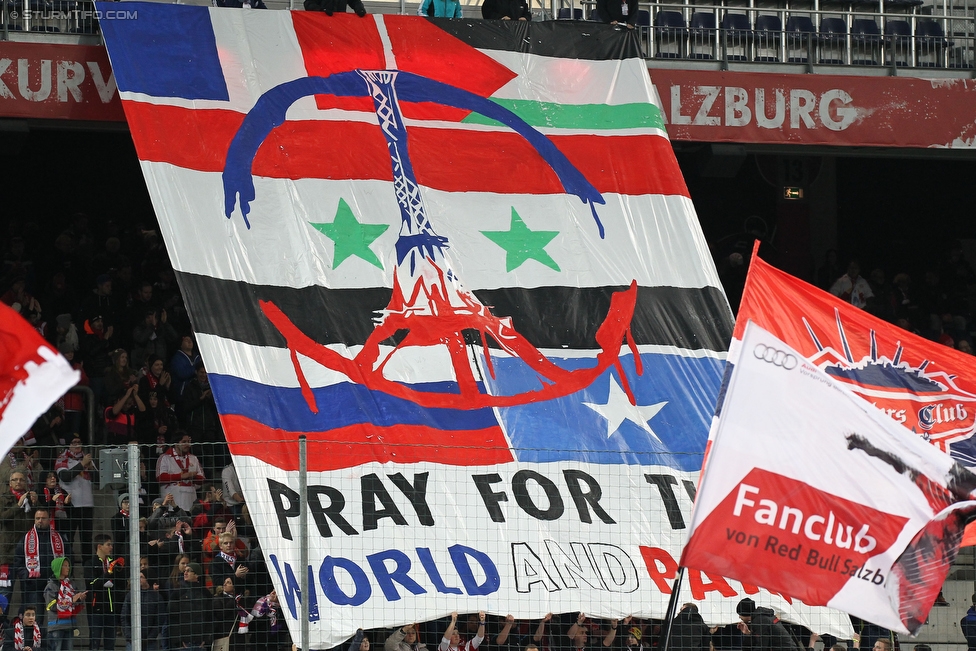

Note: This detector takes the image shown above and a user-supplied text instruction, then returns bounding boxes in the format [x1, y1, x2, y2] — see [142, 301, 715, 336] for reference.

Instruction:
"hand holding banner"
[681, 322, 976, 635]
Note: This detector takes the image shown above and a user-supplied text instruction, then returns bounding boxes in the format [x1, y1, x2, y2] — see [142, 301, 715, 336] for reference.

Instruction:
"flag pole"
[658, 566, 686, 651]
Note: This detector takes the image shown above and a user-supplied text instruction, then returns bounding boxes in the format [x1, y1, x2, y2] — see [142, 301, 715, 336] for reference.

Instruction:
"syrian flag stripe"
[126, 103, 686, 197]
[224, 416, 513, 471]
[177, 271, 733, 351]
[149, 169, 707, 290]
[460, 99, 665, 132]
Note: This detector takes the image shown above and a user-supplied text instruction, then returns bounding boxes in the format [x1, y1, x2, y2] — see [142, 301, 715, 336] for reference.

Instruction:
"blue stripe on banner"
[484, 352, 725, 469]
[208, 374, 501, 432]
[96, 2, 229, 101]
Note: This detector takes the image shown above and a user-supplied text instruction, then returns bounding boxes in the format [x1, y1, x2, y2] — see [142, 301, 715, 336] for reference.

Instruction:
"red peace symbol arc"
[259, 277, 641, 412]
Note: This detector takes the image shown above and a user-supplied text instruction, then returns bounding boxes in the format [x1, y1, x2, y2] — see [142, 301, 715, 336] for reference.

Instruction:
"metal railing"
[567, 0, 974, 67]
[1, 0, 100, 36]
[1, 0, 973, 69]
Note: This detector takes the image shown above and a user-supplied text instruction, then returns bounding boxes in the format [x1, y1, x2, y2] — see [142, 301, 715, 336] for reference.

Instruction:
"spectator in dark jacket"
[169, 563, 212, 649]
[148, 495, 192, 539]
[131, 308, 178, 371]
[595, 0, 637, 27]
[481, 0, 528, 19]
[122, 571, 164, 651]
[85, 535, 125, 651]
[169, 336, 200, 403]
[209, 533, 249, 594]
[670, 603, 710, 651]
[961, 594, 976, 651]
[80, 314, 115, 406]
[304, 0, 365, 15]
[736, 599, 802, 651]
[212, 577, 249, 651]
[111, 494, 132, 554]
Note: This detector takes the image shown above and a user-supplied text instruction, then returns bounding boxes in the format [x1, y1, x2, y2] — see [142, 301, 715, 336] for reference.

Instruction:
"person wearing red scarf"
[155, 433, 205, 512]
[38, 472, 69, 528]
[7, 606, 42, 651]
[0, 472, 37, 600]
[139, 356, 173, 407]
[13, 509, 66, 621]
[44, 558, 85, 651]
[56, 437, 97, 562]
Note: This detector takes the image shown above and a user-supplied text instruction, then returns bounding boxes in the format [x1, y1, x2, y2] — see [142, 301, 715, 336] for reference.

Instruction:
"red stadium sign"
[0, 42, 124, 121]
[649, 68, 976, 149]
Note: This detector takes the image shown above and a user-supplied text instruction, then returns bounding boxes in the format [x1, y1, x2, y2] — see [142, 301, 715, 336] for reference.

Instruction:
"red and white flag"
[736, 248, 976, 457]
[0, 303, 79, 450]
[733, 245, 976, 546]
[682, 321, 976, 635]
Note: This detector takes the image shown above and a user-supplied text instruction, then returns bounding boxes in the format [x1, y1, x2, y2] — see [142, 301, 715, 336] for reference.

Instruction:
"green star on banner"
[481, 208, 560, 273]
[310, 199, 389, 269]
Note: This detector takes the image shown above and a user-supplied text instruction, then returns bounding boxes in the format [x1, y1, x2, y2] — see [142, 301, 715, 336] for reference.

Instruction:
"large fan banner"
[0, 302, 79, 449]
[682, 322, 976, 635]
[98, 8, 852, 646]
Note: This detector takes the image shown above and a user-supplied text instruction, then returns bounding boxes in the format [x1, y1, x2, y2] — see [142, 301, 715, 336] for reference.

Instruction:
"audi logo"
[753, 344, 798, 369]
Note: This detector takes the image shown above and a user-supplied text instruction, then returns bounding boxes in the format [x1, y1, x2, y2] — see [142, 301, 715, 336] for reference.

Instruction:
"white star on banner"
[583, 375, 668, 441]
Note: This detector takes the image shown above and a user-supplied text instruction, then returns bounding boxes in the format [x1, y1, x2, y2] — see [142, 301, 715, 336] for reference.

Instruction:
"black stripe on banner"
[176, 271, 733, 352]
[429, 19, 645, 60]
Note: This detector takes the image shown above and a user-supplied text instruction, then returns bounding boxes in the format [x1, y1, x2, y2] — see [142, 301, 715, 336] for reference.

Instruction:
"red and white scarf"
[43, 487, 66, 521]
[235, 594, 252, 634]
[12, 618, 41, 650]
[24, 527, 64, 579]
[219, 552, 236, 568]
[11, 488, 29, 514]
[54, 450, 89, 482]
[169, 449, 191, 473]
[55, 579, 76, 616]
[163, 448, 196, 485]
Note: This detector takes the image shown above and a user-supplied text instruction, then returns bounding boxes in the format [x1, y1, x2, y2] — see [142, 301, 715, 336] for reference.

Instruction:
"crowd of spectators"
[0, 215, 282, 650]
[815, 244, 976, 355]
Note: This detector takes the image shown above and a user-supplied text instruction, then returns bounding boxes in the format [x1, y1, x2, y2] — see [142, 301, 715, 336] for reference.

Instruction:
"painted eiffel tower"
[358, 70, 484, 323]
[226, 69, 640, 411]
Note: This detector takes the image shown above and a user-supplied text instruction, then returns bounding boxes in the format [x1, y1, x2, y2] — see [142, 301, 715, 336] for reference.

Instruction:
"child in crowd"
[44, 558, 86, 651]
[3, 606, 41, 651]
